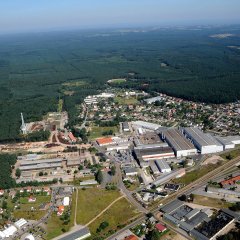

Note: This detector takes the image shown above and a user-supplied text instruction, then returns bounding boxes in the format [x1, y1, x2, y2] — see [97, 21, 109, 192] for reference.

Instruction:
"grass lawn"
[114, 96, 138, 105]
[193, 195, 233, 209]
[18, 195, 51, 211]
[221, 147, 240, 160]
[174, 163, 222, 185]
[76, 188, 121, 225]
[46, 191, 76, 240]
[13, 195, 51, 220]
[88, 198, 139, 239]
[89, 126, 118, 139]
[108, 78, 126, 84]
[14, 210, 46, 220]
[124, 178, 140, 191]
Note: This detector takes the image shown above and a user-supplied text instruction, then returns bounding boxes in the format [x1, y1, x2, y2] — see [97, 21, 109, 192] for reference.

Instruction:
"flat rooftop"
[20, 158, 63, 166]
[216, 135, 240, 145]
[155, 159, 171, 170]
[160, 199, 185, 214]
[135, 146, 174, 156]
[19, 162, 62, 171]
[163, 129, 196, 151]
[184, 127, 221, 147]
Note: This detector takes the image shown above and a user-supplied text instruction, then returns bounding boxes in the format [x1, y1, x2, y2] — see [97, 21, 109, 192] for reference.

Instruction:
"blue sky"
[0, 0, 240, 33]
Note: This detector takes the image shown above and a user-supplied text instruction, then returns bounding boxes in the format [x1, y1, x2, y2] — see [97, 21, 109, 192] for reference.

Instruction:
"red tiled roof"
[221, 175, 240, 185]
[124, 235, 138, 240]
[96, 137, 113, 145]
[156, 223, 167, 232]
[69, 132, 77, 142]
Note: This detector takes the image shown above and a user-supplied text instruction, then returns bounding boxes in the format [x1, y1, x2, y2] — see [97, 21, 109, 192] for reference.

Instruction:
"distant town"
[0, 87, 240, 240]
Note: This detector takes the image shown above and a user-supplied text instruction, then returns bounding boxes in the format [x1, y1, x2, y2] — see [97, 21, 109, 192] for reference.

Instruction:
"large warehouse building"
[162, 129, 197, 157]
[184, 127, 223, 154]
[215, 135, 240, 150]
[19, 158, 63, 171]
[134, 144, 175, 161]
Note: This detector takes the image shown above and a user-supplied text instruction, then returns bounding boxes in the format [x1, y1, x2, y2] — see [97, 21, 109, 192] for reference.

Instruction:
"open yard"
[89, 126, 118, 139]
[108, 78, 127, 84]
[46, 191, 76, 240]
[13, 195, 51, 220]
[221, 147, 240, 160]
[174, 163, 222, 185]
[193, 195, 233, 209]
[88, 197, 139, 239]
[14, 210, 46, 221]
[76, 188, 121, 225]
[114, 96, 138, 105]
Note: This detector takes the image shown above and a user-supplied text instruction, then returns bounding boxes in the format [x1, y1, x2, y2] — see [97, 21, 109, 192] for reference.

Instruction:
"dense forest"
[0, 25, 240, 141]
[0, 154, 17, 189]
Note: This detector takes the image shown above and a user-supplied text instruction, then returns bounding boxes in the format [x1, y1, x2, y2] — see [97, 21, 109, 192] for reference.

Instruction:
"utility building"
[162, 129, 197, 157]
[184, 127, 223, 154]
[155, 159, 171, 173]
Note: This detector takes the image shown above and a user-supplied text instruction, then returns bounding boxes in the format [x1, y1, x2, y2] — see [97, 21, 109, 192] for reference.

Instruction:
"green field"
[220, 147, 240, 160]
[13, 195, 51, 220]
[108, 78, 127, 84]
[193, 195, 233, 209]
[174, 163, 222, 185]
[76, 188, 121, 225]
[89, 126, 118, 139]
[14, 210, 46, 221]
[114, 96, 138, 105]
[88, 198, 139, 239]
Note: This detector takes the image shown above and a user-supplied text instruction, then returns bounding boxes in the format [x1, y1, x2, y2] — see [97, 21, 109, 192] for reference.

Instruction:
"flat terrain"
[13, 195, 51, 220]
[88, 197, 139, 239]
[174, 163, 222, 185]
[114, 96, 138, 105]
[76, 188, 121, 225]
[221, 147, 240, 160]
[46, 191, 76, 239]
[89, 126, 118, 139]
[193, 195, 233, 208]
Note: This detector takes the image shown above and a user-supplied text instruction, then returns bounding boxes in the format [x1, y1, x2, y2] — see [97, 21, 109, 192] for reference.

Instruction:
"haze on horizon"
[0, 0, 240, 34]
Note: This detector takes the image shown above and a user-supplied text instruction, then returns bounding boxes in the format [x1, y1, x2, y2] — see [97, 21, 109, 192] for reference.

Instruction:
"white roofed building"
[14, 218, 27, 229]
[63, 197, 70, 206]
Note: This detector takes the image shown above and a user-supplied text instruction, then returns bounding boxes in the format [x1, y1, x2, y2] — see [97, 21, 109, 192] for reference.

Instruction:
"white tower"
[21, 113, 27, 134]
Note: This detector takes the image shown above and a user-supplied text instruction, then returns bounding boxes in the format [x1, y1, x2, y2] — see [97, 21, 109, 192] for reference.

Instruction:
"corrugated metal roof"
[163, 128, 196, 151]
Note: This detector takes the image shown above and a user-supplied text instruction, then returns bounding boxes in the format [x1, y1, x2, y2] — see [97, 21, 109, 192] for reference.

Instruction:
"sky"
[0, 0, 240, 34]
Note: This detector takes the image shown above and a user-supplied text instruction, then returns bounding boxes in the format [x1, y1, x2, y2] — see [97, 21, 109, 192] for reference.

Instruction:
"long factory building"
[19, 158, 63, 171]
[134, 143, 175, 161]
[183, 127, 223, 154]
[162, 128, 197, 157]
